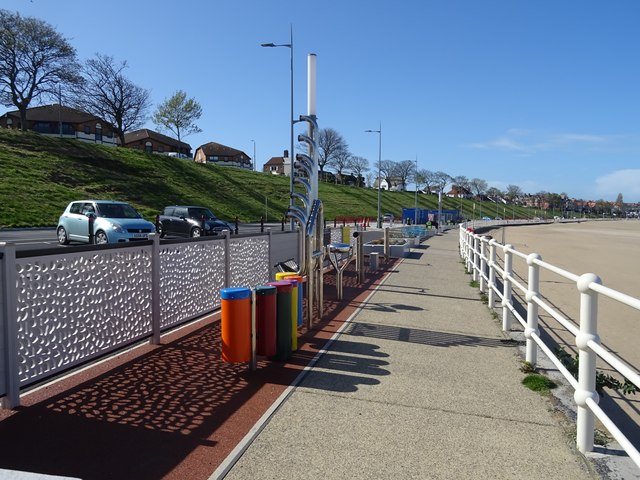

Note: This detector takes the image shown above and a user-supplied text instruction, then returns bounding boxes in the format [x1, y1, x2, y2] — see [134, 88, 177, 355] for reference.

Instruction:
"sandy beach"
[486, 219, 640, 451]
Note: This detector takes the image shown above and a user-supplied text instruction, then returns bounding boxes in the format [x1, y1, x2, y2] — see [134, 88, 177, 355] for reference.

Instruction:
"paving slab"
[220, 231, 597, 480]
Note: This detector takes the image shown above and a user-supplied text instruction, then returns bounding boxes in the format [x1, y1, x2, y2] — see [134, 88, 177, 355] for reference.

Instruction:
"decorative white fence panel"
[159, 239, 226, 329]
[15, 246, 153, 386]
[0, 230, 296, 406]
[459, 225, 640, 469]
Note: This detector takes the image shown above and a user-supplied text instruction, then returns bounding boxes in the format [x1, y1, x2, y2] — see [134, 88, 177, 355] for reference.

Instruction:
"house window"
[84, 126, 90, 134]
[158, 146, 164, 153]
[145, 141, 152, 153]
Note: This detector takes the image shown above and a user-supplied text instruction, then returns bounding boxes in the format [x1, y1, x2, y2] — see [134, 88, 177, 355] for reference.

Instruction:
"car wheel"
[190, 227, 202, 238]
[95, 231, 109, 244]
[57, 227, 69, 245]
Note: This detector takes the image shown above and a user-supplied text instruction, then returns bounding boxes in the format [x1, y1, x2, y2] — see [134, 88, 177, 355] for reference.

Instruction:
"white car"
[57, 200, 156, 245]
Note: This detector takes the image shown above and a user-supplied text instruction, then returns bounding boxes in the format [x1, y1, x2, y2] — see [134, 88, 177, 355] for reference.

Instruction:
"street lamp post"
[365, 125, 382, 228]
[261, 25, 294, 230]
[414, 156, 418, 225]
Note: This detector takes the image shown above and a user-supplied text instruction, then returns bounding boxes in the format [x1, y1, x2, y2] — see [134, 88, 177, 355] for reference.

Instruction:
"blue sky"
[4, 0, 640, 202]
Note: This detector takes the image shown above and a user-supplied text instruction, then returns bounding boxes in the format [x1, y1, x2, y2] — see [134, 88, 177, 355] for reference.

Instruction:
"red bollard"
[255, 285, 277, 357]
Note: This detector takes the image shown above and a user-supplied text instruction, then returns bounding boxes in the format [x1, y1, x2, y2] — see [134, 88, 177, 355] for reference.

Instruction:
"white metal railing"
[459, 225, 640, 468]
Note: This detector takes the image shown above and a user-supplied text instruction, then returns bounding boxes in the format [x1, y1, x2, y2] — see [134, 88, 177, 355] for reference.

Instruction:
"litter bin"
[220, 287, 251, 363]
[255, 285, 277, 357]
[267, 280, 293, 361]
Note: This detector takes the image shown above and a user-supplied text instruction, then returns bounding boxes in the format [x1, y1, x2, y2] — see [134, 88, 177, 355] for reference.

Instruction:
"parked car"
[57, 200, 156, 245]
[382, 213, 394, 223]
[157, 205, 233, 238]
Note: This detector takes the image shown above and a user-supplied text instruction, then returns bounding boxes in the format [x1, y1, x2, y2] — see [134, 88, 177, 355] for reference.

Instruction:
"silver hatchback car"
[57, 200, 156, 245]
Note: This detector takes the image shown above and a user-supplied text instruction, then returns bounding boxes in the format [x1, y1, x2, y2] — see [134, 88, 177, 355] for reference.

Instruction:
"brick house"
[263, 150, 291, 176]
[0, 104, 116, 145]
[121, 129, 192, 157]
[194, 142, 251, 169]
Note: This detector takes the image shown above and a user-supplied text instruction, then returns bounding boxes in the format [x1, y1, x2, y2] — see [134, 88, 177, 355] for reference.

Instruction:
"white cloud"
[468, 130, 614, 154]
[595, 169, 640, 198]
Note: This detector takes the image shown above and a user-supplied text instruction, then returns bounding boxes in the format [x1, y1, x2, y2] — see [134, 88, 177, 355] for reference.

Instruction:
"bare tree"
[433, 171, 451, 195]
[452, 175, 470, 192]
[486, 187, 503, 200]
[365, 172, 375, 188]
[153, 90, 202, 144]
[317, 128, 348, 175]
[379, 159, 398, 188]
[469, 178, 488, 197]
[348, 155, 369, 187]
[505, 184, 523, 203]
[0, 10, 81, 130]
[71, 54, 150, 146]
[333, 150, 351, 184]
[395, 160, 415, 191]
[420, 169, 437, 193]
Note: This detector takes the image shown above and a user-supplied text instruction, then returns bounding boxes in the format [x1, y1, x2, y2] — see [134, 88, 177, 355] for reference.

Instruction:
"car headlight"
[110, 223, 125, 233]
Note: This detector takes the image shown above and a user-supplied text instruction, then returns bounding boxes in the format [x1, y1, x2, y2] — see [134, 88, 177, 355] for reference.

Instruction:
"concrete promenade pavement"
[217, 229, 597, 479]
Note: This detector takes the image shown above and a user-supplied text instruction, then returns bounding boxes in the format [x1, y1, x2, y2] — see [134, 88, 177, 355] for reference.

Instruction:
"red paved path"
[0, 260, 395, 479]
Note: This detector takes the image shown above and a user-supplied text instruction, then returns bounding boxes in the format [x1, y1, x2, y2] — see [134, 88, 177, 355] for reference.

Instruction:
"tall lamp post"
[251, 139, 256, 171]
[365, 125, 382, 228]
[261, 25, 294, 230]
[414, 156, 418, 225]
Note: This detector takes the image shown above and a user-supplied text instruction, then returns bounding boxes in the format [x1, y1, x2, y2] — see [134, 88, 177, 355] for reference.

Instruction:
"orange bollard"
[220, 287, 252, 363]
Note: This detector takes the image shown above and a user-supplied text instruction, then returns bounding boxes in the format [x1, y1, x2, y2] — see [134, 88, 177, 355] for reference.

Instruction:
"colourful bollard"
[267, 280, 293, 361]
[286, 275, 305, 328]
[255, 285, 277, 357]
[220, 287, 251, 363]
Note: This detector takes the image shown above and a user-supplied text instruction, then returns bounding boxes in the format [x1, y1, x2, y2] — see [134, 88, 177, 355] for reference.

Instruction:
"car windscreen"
[96, 203, 141, 219]
[188, 208, 216, 220]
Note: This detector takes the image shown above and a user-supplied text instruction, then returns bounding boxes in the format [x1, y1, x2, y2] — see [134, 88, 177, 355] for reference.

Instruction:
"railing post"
[383, 227, 390, 259]
[575, 273, 601, 454]
[525, 253, 541, 364]
[1, 242, 20, 408]
[224, 229, 231, 288]
[150, 234, 161, 345]
[472, 236, 479, 282]
[479, 237, 487, 292]
[268, 228, 273, 281]
[466, 231, 473, 273]
[488, 239, 497, 308]
[502, 244, 513, 332]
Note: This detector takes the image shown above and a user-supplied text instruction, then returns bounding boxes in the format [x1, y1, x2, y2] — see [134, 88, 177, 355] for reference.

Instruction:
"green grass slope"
[0, 129, 538, 228]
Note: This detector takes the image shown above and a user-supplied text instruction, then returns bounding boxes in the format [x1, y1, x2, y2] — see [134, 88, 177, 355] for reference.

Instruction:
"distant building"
[0, 104, 116, 145]
[194, 142, 252, 169]
[263, 150, 291, 176]
[121, 129, 192, 157]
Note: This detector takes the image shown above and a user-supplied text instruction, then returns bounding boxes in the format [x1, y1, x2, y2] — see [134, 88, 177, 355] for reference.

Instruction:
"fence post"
[472, 236, 479, 282]
[383, 227, 390, 259]
[575, 273, 601, 454]
[1, 242, 20, 408]
[488, 239, 497, 308]
[525, 253, 541, 364]
[150, 234, 161, 345]
[502, 244, 513, 332]
[479, 237, 487, 292]
[224, 229, 231, 288]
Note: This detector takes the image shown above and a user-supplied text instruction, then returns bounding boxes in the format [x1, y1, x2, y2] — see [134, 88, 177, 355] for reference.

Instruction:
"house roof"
[264, 156, 285, 166]
[195, 142, 248, 159]
[3, 104, 107, 124]
[123, 129, 191, 149]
